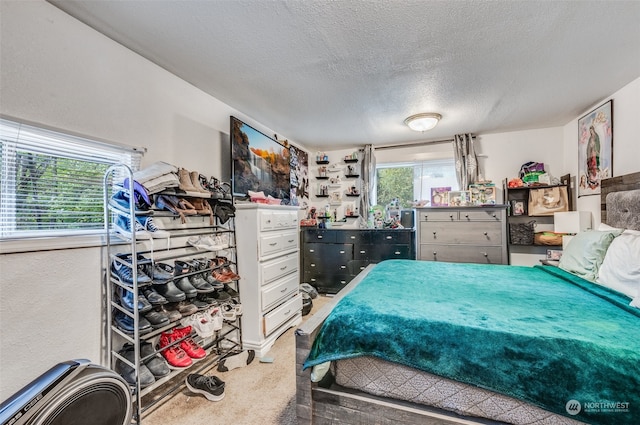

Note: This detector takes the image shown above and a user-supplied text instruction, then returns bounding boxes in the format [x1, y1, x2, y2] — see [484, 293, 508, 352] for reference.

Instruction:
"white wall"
[0, 0, 304, 401]
[562, 77, 640, 228]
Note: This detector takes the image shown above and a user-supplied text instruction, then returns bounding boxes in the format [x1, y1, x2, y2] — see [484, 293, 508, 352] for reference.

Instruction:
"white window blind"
[0, 118, 143, 239]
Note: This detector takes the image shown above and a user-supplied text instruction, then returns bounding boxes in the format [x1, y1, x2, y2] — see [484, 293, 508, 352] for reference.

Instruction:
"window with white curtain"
[0, 118, 143, 239]
[375, 158, 459, 209]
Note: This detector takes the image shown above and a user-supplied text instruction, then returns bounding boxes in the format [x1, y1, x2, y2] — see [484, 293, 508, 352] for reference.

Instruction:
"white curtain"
[358, 144, 376, 228]
[453, 134, 479, 190]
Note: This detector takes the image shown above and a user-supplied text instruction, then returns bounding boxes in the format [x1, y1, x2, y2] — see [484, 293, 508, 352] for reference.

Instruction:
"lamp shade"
[404, 113, 441, 132]
[553, 211, 592, 234]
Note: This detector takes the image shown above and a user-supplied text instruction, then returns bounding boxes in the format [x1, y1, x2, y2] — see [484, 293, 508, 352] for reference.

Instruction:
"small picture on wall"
[511, 200, 526, 216]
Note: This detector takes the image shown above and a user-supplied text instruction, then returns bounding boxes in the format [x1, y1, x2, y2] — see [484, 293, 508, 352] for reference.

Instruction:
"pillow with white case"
[596, 232, 640, 308]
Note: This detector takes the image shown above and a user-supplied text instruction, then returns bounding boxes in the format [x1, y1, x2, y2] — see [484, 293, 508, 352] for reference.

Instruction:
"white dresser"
[416, 206, 508, 264]
[235, 204, 302, 357]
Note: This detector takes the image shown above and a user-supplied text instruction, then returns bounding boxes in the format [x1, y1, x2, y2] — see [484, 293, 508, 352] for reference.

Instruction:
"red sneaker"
[159, 331, 192, 369]
[171, 326, 206, 359]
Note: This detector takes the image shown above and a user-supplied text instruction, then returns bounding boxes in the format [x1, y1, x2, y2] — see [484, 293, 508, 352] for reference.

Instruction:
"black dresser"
[301, 228, 416, 294]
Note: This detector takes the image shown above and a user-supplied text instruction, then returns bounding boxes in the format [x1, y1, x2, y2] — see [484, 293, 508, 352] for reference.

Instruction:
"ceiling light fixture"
[404, 113, 442, 132]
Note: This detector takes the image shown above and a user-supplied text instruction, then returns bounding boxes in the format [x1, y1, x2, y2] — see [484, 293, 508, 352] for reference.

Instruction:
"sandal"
[156, 195, 186, 223]
[191, 198, 214, 225]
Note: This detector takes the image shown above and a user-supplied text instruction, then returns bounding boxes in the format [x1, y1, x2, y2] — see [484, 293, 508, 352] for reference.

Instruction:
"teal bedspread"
[304, 260, 640, 425]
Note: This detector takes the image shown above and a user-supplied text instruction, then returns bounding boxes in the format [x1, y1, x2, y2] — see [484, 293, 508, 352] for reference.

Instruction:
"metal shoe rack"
[103, 164, 242, 424]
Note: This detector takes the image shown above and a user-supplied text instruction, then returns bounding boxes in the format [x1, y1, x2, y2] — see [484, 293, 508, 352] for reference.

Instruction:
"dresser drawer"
[302, 229, 337, 243]
[418, 210, 458, 222]
[459, 209, 503, 222]
[259, 210, 298, 232]
[260, 252, 298, 284]
[419, 244, 503, 264]
[372, 230, 412, 244]
[420, 222, 502, 245]
[259, 230, 299, 258]
[261, 273, 298, 312]
[263, 293, 302, 336]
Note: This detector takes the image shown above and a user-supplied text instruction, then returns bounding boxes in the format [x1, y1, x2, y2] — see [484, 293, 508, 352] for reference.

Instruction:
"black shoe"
[174, 261, 198, 298]
[144, 310, 170, 329]
[118, 287, 153, 314]
[143, 259, 174, 283]
[140, 342, 170, 379]
[191, 298, 209, 310]
[185, 374, 225, 401]
[212, 289, 231, 302]
[115, 345, 155, 388]
[223, 284, 239, 298]
[113, 310, 152, 335]
[142, 287, 168, 306]
[157, 304, 182, 322]
[197, 292, 219, 306]
[153, 280, 186, 303]
[174, 300, 198, 316]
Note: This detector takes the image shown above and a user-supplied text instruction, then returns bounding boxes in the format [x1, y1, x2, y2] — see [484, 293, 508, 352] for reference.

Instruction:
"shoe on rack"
[144, 309, 170, 329]
[222, 283, 239, 298]
[113, 215, 151, 240]
[115, 344, 156, 388]
[212, 269, 233, 284]
[148, 262, 174, 284]
[141, 287, 168, 306]
[173, 261, 198, 299]
[111, 257, 152, 286]
[187, 235, 227, 251]
[185, 374, 225, 402]
[191, 298, 210, 310]
[188, 261, 215, 293]
[109, 188, 153, 216]
[219, 266, 240, 281]
[156, 304, 182, 322]
[153, 279, 186, 303]
[117, 287, 152, 314]
[181, 312, 217, 338]
[177, 168, 202, 196]
[113, 310, 152, 335]
[140, 341, 170, 379]
[135, 216, 170, 239]
[173, 328, 207, 360]
[174, 300, 199, 317]
[158, 331, 192, 369]
[216, 350, 255, 372]
[212, 288, 231, 302]
[190, 171, 211, 195]
[196, 291, 219, 306]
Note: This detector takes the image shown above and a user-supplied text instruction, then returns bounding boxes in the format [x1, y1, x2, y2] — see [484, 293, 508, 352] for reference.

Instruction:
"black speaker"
[0, 359, 132, 425]
[400, 209, 415, 229]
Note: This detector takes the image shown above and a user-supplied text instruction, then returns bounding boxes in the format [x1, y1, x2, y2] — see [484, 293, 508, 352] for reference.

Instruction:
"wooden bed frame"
[296, 172, 640, 425]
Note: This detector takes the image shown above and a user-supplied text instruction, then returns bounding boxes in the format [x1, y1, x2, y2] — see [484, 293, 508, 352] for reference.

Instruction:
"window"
[375, 159, 458, 209]
[0, 118, 143, 239]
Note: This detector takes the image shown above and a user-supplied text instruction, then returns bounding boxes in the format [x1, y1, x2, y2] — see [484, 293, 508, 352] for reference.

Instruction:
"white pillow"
[558, 230, 620, 281]
[596, 233, 640, 306]
[598, 222, 640, 236]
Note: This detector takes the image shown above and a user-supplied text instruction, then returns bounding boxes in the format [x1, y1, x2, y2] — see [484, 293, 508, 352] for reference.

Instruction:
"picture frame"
[511, 200, 526, 216]
[448, 190, 470, 206]
[430, 187, 450, 206]
[578, 100, 613, 197]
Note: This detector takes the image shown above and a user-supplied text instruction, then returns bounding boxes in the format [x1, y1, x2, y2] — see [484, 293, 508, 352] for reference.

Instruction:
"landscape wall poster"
[289, 144, 309, 207]
[231, 117, 291, 204]
[578, 100, 613, 197]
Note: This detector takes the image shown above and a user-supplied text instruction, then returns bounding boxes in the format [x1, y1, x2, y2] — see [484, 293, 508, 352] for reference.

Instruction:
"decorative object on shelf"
[344, 151, 359, 162]
[448, 190, 470, 207]
[430, 187, 450, 207]
[509, 220, 536, 245]
[345, 164, 359, 177]
[317, 184, 328, 197]
[527, 186, 569, 216]
[578, 99, 613, 197]
[315, 151, 329, 163]
[289, 144, 309, 207]
[511, 200, 526, 216]
[404, 113, 441, 132]
[318, 166, 327, 178]
[469, 182, 496, 205]
[519, 162, 546, 184]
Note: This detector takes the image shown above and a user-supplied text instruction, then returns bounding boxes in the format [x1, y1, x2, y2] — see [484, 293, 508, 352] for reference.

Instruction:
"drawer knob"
[394, 251, 401, 255]
[311, 278, 316, 282]
[280, 287, 288, 293]
[482, 252, 488, 257]
[339, 250, 345, 254]
[280, 265, 287, 270]
[340, 265, 346, 269]
[483, 232, 488, 236]
[433, 231, 436, 235]
[318, 235, 323, 239]
[386, 235, 392, 240]
[284, 309, 291, 316]
[465, 214, 469, 219]
[288, 239, 294, 243]
[269, 242, 278, 246]
[350, 236, 356, 239]
[360, 250, 366, 254]
[492, 213, 497, 218]
[340, 280, 346, 284]
[310, 264, 316, 267]
[449, 214, 454, 219]
[309, 249, 315, 252]
[433, 251, 437, 256]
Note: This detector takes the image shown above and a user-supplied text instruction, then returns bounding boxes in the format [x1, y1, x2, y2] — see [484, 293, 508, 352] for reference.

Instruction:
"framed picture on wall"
[578, 100, 613, 197]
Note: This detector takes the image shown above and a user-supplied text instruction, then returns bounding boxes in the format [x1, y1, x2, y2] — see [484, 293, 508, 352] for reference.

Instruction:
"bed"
[296, 172, 640, 425]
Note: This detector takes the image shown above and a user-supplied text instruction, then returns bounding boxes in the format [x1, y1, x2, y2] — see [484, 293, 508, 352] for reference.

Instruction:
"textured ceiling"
[48, 0, 640, 149]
